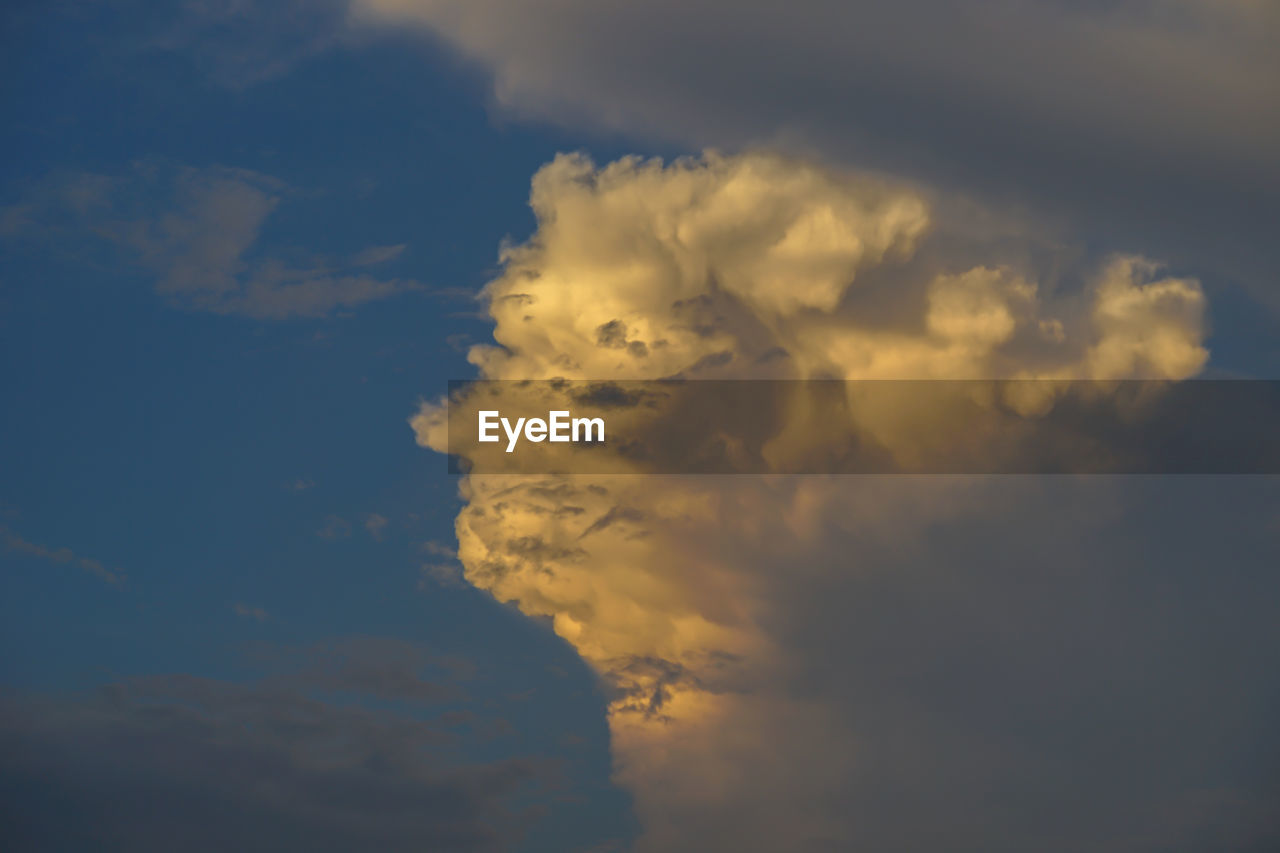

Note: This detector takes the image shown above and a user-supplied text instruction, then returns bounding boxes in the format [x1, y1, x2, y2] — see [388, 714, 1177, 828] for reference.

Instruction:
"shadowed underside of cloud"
[411, 151, 1280, 851]
[0, 164, 421, 319]
[354, 0, 1280, 305]
[0, 638, 552, 853]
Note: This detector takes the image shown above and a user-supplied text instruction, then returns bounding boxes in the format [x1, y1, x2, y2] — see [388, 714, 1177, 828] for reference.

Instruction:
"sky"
[1, 2, 1278, 852]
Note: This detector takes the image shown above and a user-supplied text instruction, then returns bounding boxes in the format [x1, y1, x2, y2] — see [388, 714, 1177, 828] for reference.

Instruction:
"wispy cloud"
[421, 540, 457, 559]
[420, 562, 465, 590]
[364, 513, 389, 541]
[1, 164, 423, 319]
[350, 243, 407, 267]
[131, 0, 358, 89]
[419, 540, 464, 589]
[317, 515, 352, 540]
[233, 603, 268, 623]
[1, 525, 125, 585]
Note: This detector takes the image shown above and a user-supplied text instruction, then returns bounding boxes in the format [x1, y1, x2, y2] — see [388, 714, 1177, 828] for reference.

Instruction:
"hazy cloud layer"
[355, 0, 1280, 304]
[0, 638, 553, 853]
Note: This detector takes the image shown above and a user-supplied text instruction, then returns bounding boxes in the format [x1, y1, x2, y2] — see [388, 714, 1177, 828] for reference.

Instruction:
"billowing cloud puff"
[464, 151, 925, 379]
[411, 154, 1280, 851]
[455, 152, 1204, 384]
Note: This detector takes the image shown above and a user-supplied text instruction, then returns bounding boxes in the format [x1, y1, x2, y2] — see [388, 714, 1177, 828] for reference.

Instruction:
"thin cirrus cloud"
[410, 152, 1280, 851]
[0, 164, 422, 320]
[1, 525, 125, 586]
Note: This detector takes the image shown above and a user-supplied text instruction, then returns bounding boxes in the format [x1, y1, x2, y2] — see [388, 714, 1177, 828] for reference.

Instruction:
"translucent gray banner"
[439, 380, 1280, 475]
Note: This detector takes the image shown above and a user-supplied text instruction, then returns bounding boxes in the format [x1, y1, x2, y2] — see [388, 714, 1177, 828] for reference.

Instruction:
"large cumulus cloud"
[405, 152, 1280, 851]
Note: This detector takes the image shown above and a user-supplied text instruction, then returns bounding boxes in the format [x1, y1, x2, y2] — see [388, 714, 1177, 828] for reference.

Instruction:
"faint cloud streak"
[1, 525, 125, 585]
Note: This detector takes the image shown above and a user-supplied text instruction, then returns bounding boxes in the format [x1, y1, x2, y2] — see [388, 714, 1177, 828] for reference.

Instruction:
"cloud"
[364, 513, 390, 541]
[127, 0, 358, 89]
[351, 243, 408, 266]
[317, 514, 352, 540]
[421, 561, 466, 590]
[420, 541, 466, 588]
[407, 152, 1280, 850]
[234, 603, 269, 623]
[353, 0, 1280, 306]
[412, 151, 1203, 391]
[257, 636, 471, 705]
[422, 540, 458, 559]
[0, 639, 558, 853]
[1, 165, 422, 319]
[1, 525, 125, 585]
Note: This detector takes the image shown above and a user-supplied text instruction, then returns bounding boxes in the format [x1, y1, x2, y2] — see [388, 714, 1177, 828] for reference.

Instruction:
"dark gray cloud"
[0, 639, 557, 853]
[754, 476, 1280, 852]
[354, 0, 1280, 310]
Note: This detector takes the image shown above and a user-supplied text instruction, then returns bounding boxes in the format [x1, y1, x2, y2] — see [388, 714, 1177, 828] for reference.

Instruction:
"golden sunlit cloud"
[413, 151, 1210, 850]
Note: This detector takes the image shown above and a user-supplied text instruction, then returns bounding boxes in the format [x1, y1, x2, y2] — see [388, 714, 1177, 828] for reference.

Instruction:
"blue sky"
[2, 4, 652, 850]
